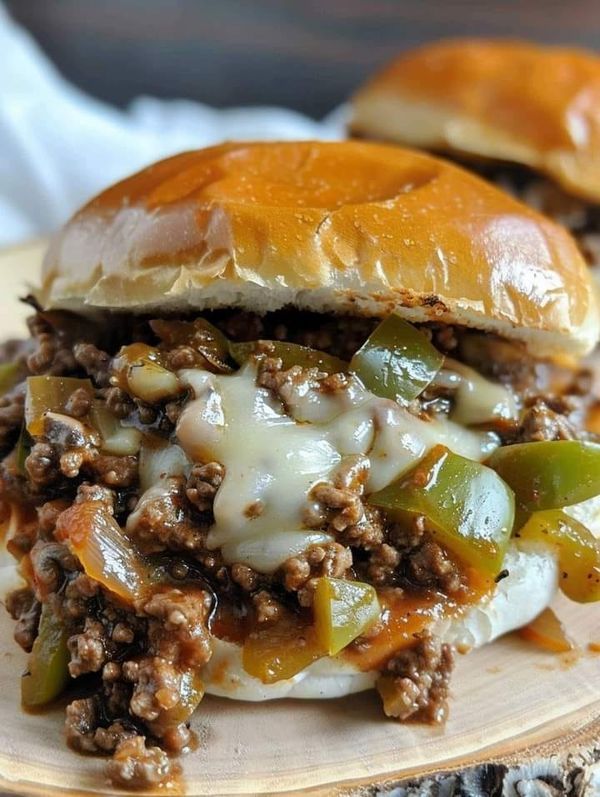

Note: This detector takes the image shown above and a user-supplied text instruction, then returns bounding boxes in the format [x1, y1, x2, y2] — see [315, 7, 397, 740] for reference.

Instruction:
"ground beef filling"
[376, 632, 454, 724]
[0, 308, 594, 788]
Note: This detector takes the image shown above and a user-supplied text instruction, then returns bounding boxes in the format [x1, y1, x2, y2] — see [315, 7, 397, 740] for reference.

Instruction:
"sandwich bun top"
[349, 40, 600, 203]
[39, 140, 598, 357]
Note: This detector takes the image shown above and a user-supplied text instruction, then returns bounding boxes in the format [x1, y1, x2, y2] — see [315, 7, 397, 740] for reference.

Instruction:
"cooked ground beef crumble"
[0, 306, 596, 789]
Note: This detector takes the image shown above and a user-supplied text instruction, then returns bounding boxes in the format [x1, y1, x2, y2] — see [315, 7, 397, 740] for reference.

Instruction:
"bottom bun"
[203, 543, 559, 701]
[0, 529, 566, 702]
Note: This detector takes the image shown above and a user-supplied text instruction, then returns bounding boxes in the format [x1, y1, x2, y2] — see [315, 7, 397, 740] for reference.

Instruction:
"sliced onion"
[113, 343, 181, 403]
[90, 402, 142, 456]
[518, 607, 574, 653]
[128, 360, 181, 403]
[56, 501, 147, 604]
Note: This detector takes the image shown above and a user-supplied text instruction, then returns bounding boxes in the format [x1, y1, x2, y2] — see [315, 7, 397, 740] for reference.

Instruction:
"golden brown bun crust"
[350, 39, 600, 203]
[40, 141, 598, 357]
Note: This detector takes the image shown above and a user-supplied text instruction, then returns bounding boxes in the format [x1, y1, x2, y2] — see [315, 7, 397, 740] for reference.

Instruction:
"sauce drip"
[344, 569, 492, 672]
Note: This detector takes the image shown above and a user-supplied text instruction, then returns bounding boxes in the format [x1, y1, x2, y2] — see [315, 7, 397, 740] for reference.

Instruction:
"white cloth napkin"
[0, 3, 345, 247]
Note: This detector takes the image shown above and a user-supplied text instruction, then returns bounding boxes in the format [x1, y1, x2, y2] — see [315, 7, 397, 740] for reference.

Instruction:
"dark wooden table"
[6, 0, 600, 119]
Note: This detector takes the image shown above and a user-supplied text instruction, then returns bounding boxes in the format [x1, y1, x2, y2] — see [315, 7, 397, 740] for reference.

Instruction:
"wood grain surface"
[5, 0, 600, 118]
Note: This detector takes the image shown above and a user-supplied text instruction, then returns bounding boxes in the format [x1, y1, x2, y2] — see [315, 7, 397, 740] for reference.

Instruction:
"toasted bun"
[350, 40, 600, 204]
[39, 141, 598, 357]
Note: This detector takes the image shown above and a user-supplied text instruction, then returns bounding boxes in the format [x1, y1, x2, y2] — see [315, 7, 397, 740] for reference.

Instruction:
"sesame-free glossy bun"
[350, 40, 600, 203]
[39, 140, 598, 357]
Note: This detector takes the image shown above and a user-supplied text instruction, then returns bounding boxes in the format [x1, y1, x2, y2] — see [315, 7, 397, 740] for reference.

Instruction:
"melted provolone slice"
[175, 364, 499, 572]
[433, 359, 519, 426]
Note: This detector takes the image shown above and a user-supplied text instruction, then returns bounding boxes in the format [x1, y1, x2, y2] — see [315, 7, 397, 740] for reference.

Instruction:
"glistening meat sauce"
[0, 307, 596, 789]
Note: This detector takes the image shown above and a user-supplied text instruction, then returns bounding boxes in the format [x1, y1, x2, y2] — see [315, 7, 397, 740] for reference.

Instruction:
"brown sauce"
[344, 568, 491, 672]
[210, 567, 492, 679]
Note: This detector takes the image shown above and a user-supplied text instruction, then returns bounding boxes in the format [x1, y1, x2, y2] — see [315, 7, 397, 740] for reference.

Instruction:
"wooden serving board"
[0, 241, 599, 797]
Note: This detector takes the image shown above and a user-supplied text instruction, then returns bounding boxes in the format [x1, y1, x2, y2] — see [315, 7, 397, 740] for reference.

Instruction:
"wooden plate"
[0, 241, 599, 796]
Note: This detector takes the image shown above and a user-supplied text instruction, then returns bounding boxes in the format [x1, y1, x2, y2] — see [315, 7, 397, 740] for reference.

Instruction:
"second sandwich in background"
[349, 39, 600, 273]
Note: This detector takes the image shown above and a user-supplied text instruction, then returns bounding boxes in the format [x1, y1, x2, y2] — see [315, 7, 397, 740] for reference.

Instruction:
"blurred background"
[6, 0, 600, 117]
[1, 0, 599, 246]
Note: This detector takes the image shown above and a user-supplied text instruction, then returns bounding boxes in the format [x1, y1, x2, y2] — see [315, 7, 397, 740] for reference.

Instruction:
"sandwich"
[349, 39, 600, 272]
[1, 140, 599, 790]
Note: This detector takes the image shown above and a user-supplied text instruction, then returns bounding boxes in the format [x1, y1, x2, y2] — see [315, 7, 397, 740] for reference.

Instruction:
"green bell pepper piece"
[516, 509, 600, 603]
[350, 315, 444, 402]
[487, 440, 600, 514]
[25, 376, 94, 436]
[21, 605, 70, 708]
[15, 425, 32, 475]
[230, 340, 348, 374]
[242, 617, 322, 684]
[313, 577, 380, 655]
[369, 445, 515, 574]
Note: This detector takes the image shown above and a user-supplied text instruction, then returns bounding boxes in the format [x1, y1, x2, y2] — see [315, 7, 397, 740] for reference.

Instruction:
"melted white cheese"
[434, 359, 519, 426]
[138, 438, 190, 493]
[175, 364, 499, 572]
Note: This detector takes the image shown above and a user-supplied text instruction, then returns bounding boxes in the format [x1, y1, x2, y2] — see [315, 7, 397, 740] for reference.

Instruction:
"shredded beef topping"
[73, 343, 112, 387]
[64, 387, 93, 419]
[141, 587, 212, 669]
[68, 617, 108, 676]
[127, 476, 207, 554]
[29, 540, 77, 599]
[518, 398, 581, 442]
[25, 441, 60, 487]
[104, 386, 135, 419]
[280, 542, 353, 606]
[26, 313, 78, 376]
[185, 462, 225, 512]
[5, 587, 40, 652]
[252, 590, 284, 625]
[0, 384, 25, 451]
[65, 696, 137, 755]
[388, 517, 463, 594]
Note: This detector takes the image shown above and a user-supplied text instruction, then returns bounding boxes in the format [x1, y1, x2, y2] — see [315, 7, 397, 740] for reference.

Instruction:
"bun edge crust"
[38, 141, 599, 357]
